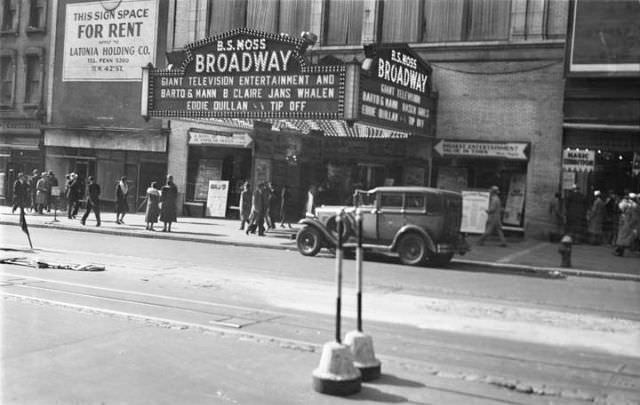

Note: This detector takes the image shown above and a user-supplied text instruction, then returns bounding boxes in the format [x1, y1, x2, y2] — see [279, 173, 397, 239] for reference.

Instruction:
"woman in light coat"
[613, 195, 639, 256]
[145, 182, 160, 231]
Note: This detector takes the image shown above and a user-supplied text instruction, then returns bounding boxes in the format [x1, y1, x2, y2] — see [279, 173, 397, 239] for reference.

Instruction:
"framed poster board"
[503, 174, 526, 226]
[206, 180, 229, 217]
[195, 159, 222, 200]
[461, 190, 489, 234]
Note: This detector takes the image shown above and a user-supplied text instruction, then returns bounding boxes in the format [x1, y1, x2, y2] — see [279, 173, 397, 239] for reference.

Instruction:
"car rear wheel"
[428, 252, 454, 267]
[397, 233, 427, 266]
[296, 226, 322, 256]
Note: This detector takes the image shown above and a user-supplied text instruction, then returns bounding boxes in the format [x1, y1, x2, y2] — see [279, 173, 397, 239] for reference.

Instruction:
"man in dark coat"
[246, 182, 266, 236]
[81, 176, 101, 226]
[160, 175, 178, 232]
[66, 173, 82, 219]
[29, 169, 40, 212]
[565, 185, 587, 242]
[11, 172, 29, 214]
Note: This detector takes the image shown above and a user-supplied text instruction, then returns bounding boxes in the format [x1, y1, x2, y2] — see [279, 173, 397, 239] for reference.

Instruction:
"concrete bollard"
[345, 209, 381, 381]
[312, 212, 362, 396]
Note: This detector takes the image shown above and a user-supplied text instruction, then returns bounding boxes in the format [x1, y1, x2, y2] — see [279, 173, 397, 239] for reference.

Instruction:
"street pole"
[335, 213, 344, 343]
[356, 209, 363, 332]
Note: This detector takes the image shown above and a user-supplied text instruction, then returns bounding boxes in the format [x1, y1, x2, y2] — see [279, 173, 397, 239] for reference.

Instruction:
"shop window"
[27, 0, 46, 31]
[0, 0, 18, 33]
[0, 51, 15, 108]
[24, 51, 43, 106]
[324, 0, 363, 45]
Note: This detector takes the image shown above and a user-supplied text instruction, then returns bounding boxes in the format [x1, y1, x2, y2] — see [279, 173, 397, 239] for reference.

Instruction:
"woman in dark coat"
[160, 175, 178, 232]
[144, 182, 160, 231]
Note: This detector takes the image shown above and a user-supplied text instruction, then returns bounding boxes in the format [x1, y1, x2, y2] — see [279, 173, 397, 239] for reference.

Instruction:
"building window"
[278, 0, 312, 38]
[28, 0, 46, 30]
[381, 0, 510, 43]
[0, 52, 15, 107]
[324, 0, 363, 45]
[207, 0, 247, 35]
[24, 53, 42, 106]
[545, 0, 568, 39]
[1, 0, 19, 33]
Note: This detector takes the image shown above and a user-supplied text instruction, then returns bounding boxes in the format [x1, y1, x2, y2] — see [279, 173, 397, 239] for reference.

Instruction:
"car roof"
[367, 186, 461, 197]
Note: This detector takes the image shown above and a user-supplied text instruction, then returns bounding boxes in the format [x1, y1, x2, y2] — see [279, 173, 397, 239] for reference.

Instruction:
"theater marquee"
[142, 29, 348, 120]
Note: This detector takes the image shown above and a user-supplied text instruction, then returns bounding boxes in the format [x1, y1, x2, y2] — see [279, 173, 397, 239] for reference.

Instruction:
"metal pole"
[335, 212, 344, 343]
[356, 209, 363, 332]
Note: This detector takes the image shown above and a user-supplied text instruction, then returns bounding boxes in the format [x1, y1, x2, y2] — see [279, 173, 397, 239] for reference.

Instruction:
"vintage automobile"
[296, 186, 469, 266]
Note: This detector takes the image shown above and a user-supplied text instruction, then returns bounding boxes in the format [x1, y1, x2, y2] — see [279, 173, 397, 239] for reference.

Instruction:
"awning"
[44, 128, 168, 152]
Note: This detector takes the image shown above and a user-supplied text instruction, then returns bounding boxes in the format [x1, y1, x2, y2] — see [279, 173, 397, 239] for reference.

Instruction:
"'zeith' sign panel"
[359, 44, 435, 135]
[144, 29, 345, 119]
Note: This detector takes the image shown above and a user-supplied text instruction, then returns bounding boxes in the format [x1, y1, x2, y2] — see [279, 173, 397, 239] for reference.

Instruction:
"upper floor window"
[1, 0, 19, 33]
[324, 0, 363, 45]
[28, 0, 47, 30]
[24, 50, 43, 106]
[0, 51, 16, 107]
[381, 0, 511, 43]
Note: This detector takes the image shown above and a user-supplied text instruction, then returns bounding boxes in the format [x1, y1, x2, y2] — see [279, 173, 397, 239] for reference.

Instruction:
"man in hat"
[81, 176, 101, 227]
[477, 185, 508, 247]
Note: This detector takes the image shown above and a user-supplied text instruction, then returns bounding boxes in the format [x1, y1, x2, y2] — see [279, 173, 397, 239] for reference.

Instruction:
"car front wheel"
[397, 233, 427, 266]
[296, 226, 322, 256]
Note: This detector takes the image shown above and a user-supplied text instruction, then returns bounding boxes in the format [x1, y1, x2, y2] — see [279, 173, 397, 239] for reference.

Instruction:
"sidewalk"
[2, 206, 638, 281]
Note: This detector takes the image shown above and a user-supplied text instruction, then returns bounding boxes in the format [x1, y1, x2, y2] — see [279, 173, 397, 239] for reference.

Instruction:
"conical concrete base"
[345, 330, 382, 381]
[312, 341, 362, 396]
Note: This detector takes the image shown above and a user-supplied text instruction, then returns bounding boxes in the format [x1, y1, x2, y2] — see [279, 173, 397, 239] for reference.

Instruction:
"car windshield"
[353, 190, 375, 207]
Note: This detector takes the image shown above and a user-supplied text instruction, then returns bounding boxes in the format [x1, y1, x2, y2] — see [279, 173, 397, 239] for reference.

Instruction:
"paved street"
[2, 222, 639, 404]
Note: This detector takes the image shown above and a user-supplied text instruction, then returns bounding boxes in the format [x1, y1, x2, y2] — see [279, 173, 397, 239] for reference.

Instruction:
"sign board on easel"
[206, 180, 229, 217]
[461, 190, 489, 234]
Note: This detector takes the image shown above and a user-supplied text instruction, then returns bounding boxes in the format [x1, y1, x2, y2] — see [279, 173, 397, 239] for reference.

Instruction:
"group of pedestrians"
[549, 186, 640, 257]
[239, 181, 293, 236]
[11, 170, 59, 215]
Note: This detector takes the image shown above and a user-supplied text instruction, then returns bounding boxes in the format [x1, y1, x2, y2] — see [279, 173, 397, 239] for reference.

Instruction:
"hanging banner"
[206, 180, 229, 217]
[503, 174, 526, 226]
[63, 0, 159, 81]
[434, 140, 529, 160]
[143, 28, 345, 120]
[461, 190, 489, 234]
[562, 149, 595, 172]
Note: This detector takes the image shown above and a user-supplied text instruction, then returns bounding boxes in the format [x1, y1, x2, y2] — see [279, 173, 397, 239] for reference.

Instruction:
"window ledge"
[26, 27, 46, 34]
[23, 104, 41, 110]
[0, 30, 18, 36]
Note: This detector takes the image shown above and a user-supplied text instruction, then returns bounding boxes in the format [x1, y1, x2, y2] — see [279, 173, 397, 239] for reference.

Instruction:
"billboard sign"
[434, 140, 530, 161]
[143, 29, 346, 119]
[359, 44, 435, 135]
[63, 0, 159, 81]
[568, 0, 640, 76]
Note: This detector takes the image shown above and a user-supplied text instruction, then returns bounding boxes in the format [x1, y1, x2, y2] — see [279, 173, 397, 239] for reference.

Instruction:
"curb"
[3, 220, 638, 282]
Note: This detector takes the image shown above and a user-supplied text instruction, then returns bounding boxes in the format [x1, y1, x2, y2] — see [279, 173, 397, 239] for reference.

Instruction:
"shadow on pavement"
[351, 386, 411, 403]
[373, 374, 426, 388]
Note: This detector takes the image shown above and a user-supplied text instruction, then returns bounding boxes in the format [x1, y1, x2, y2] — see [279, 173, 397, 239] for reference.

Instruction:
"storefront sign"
[63, 0, 159, 81]
[434, 140, 529, 160]
[144, 29, 345, 119]
[568, 0, 640, 76]
[461, 190, 489, 234]
[206, 180, 229, 217]
[562, 149, 595, 172]
[188, 131, 252, 148]
[359, 44, 435, 135]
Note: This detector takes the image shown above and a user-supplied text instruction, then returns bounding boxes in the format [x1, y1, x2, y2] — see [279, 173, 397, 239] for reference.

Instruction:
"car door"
[377, 192, 404, 244]
[355, 191, 378, 243]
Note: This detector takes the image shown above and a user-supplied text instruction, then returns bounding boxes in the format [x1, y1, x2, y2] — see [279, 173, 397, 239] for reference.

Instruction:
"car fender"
[391, 225, 436, 253]
[298, 218, 337, 246]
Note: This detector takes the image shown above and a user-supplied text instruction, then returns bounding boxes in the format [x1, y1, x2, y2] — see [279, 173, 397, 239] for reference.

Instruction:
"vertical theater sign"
[142, 29, 353, 120]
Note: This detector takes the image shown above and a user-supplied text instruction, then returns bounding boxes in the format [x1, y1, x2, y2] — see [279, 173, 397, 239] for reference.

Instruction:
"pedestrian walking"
[477, 185, 507, 247]
[264, 182, 275, 231]
[29, 169, 40, 213]
[238, 181, 251, 231]
[66, 173, 82, 219]
[586, 190, 606, 245]
[246, 182, 266, 236]
[46, 171, 58, 212]
[81, 176, 101, 227]
[144, 181, 160, 231]
[548, 192, 564, 242]
[160, 175, 178, 232]
[603, 190, 619, 246]
[279, 184, 292, 228]
[35, 172, 49, 214]
[115, 176, 129, 224]
[613, 193, 639, 256]
[11, 172, 29, 214]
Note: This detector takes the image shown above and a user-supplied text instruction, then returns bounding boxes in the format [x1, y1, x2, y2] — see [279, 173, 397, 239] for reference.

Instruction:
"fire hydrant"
[558, 235, 572, 268]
